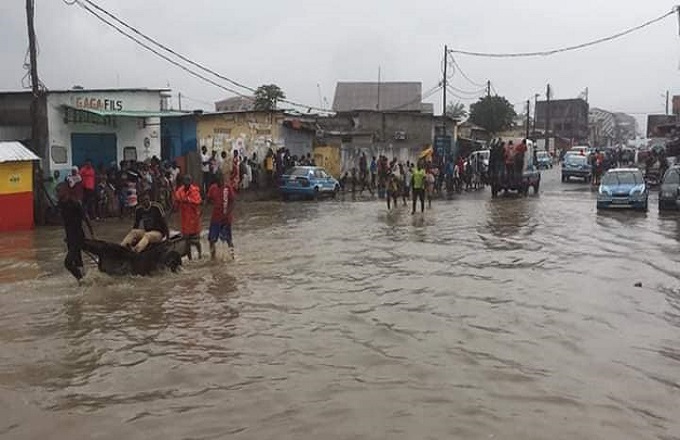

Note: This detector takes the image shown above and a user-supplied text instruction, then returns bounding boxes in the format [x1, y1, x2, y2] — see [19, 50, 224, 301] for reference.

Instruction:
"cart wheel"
[164, 251, 182, 273]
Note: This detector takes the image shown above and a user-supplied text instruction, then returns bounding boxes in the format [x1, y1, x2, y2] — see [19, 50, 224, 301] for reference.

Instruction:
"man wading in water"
[411, 161, 426, 214]
[206, 174, 236, 260]
[57, 182, 94, 282]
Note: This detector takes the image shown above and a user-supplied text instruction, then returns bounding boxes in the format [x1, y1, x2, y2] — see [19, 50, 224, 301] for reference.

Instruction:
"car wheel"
[313, 186, 320, 200]
[332, 185, 339, 199]
[561, 175, 566, 182]
[281, 193, 289, 201]
[534, 181, 540, 194]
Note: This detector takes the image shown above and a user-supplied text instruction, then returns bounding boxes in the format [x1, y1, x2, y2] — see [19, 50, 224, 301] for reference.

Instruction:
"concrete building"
[589, 108, 616, 147]
[0, 88, 180, 175]
[195, 110, 316, 162]
[318, 81, 456, 173]
[535, 98, 589, 143]
[214, 96, 255, 112]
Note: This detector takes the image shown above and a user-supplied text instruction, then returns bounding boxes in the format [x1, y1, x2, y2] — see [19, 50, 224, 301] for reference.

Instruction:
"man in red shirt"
[80, 160, 96, 218]
[206, 174, 235, 260]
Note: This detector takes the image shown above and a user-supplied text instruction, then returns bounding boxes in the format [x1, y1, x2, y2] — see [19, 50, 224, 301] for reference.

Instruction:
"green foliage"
[254, 84, 286, 111]
[469, 95, 517, 134]
[446, 102, 468, 120]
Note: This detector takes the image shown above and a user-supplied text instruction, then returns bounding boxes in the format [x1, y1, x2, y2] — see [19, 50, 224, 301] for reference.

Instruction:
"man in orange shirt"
[174, 175, 203, 259]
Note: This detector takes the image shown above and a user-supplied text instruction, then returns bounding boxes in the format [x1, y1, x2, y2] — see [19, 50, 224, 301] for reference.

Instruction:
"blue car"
[536, 151, 552, 169]
[562, 154, 591, 182]
[279, 166, 339, 200]
[597, 168, 648, 211]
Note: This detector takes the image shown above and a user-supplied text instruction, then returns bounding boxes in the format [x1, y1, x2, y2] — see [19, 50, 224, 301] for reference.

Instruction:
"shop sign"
[75, 97, 124, 111]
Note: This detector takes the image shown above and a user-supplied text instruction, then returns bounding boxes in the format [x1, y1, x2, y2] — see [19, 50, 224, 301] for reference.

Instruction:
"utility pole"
[26, 0, 41, 156]
[442, 45, 447, 135]
[525, 99, 530, 140]
[666, 90, 670, 115]
[487, 80, 491, 98]
[533, 93, 540, 134]
[545, 84, 551, 153]
[377, 66, 381, 111]
[178, 92, 182, 111]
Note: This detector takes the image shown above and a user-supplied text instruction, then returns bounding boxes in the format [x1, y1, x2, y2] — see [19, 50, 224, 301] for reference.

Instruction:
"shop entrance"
[71, 133, 117, 169]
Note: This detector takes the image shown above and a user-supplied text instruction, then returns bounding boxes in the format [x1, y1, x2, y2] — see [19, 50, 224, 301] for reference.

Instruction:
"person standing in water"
[206, 174, 236, 260]
[411, 161, 426, 214]
[57, 182, 94, 282]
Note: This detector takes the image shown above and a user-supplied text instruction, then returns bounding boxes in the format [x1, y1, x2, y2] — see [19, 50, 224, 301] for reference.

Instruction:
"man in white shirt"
[200, 146, 211, 194]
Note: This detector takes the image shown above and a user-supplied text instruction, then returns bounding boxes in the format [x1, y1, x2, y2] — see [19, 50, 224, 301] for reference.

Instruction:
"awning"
[63, 105, 189, 118]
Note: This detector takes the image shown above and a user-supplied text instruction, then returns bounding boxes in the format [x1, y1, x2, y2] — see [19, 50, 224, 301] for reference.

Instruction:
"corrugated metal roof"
[0, 141, 40, 163]
[332, 82, 423, 112]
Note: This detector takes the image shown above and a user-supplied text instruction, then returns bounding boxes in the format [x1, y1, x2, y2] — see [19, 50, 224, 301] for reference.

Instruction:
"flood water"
[1, 169, 679, 440]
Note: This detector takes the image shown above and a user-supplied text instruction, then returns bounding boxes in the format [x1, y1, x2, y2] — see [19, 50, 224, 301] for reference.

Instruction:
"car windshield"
[602, 171, 642, 186]
[537, 152, 548, 159]
[663, 170, 680, 185]
[289, 168, 311, 177]
[480, 151, 489, 160]
[566, 155, 587, 165]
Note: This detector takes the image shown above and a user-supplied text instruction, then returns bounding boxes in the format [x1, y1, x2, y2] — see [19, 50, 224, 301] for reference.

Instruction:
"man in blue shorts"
[206, 174, 236, 260]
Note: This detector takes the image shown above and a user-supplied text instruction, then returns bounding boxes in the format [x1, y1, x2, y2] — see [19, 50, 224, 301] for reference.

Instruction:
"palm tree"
[446, 102, 468, 120]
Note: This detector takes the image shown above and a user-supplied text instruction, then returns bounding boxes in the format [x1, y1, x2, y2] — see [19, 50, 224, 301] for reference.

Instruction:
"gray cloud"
[1, 0, 678, 122]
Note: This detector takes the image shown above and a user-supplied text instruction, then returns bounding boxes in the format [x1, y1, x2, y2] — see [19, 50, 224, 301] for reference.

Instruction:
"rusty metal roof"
[0, 141, 40, 163]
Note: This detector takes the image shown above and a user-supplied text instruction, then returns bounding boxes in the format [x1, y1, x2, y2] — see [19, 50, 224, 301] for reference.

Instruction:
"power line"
[72, 1, 250, 98]
[448, 84, 486, 95]
[448, 7, 678, 58]
[79, 0, 255, 94]
[447, 53, 486, 87]
[446, 86, 483, 101]
[68, 0, 331, 112]
[388, 83, 442, 111]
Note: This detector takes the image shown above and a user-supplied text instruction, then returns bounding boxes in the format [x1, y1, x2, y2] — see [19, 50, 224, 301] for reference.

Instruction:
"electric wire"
[68, 0, 331, 112]
[448, 8, 677, 58]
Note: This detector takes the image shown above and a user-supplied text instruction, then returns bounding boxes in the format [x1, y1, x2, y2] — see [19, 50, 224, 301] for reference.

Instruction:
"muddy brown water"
[0, 170, 679, 440]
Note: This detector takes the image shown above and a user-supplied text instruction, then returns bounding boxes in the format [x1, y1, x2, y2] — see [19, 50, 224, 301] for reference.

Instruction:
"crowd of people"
[337, 152, 489, 213]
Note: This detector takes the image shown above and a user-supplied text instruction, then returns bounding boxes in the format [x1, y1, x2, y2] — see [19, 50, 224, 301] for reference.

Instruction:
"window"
[51, 145, 67, 164]
[314, 169, 328, 179]
[123, 146, 138, 161]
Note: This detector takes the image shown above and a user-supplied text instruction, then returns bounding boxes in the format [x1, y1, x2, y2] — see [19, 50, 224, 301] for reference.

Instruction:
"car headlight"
[599, 187, 610, 196]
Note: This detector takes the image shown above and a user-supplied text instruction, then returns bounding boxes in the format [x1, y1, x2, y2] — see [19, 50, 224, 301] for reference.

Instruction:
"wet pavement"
[0, 168, 679, 440]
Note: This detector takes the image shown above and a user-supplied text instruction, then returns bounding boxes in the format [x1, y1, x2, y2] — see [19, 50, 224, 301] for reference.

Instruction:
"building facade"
[535, 98, 589, 143]
[0, 88, 176, 175]
[195, 110, 316, 162]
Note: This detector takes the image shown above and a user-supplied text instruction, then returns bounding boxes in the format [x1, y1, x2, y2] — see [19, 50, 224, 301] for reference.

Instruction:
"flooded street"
[1, 168, 679, 440]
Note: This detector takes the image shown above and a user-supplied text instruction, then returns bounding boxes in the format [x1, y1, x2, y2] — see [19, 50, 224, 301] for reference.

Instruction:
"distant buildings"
[214, 96, 255, 112]
[535, 98, 589, 143]
[588, 109, 638, 147]
[315, 81, 457, 173]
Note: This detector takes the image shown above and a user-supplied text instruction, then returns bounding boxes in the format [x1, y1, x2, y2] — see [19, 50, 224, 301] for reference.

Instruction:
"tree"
[469, 95, 517, 135]
[446, 102, 468, 120]
[254, 84, 286, 111]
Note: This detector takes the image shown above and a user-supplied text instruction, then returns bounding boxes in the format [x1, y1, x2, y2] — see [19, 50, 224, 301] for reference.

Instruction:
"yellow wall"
[196, 112, 284, 160]
[313, 145, 341, 178]
[0, 162, 33, 195]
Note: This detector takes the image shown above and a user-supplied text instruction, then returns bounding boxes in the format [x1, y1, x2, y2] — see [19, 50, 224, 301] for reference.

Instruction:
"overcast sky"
[1, 0, 678, 127]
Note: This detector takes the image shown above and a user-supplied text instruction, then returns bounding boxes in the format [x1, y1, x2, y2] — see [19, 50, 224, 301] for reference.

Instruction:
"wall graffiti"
[340, 144, 416, 174]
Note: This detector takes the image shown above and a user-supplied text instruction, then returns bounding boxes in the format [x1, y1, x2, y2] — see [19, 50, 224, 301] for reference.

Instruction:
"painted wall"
[313, 145, 341, 177]
[196, 112, 284, 162]
[161, 116, 197, 160]
[0, 161, 34, 231]
[45, 90, 165, 174]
